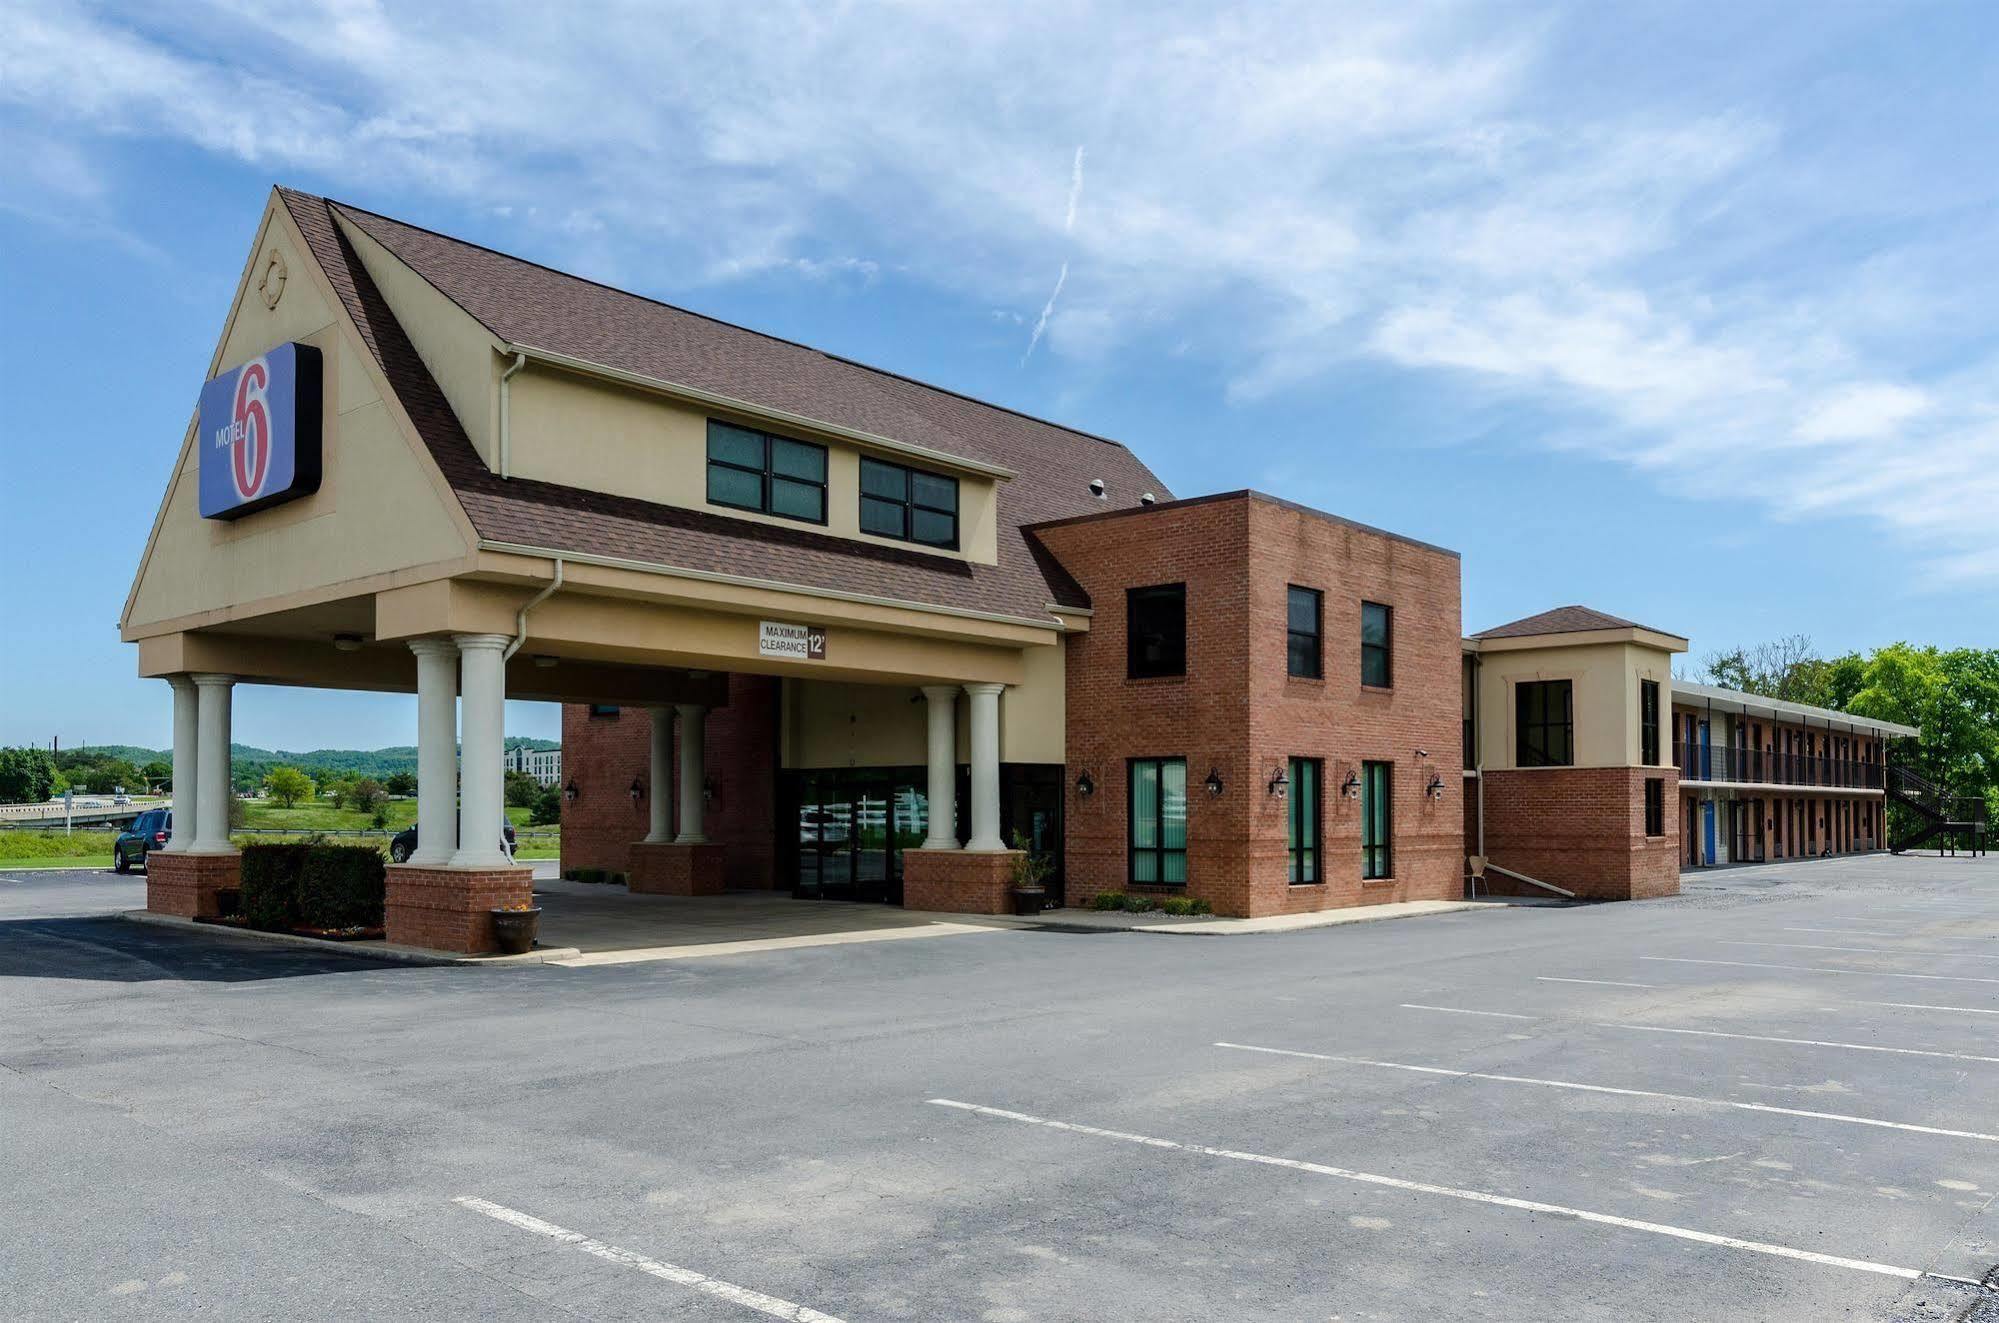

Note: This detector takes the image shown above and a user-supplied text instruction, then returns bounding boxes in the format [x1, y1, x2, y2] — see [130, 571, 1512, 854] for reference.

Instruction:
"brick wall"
[560, 674, 778, 886]
[1033, 492, 1464, 917]
[384, 864, 533, 953]
[1480, 766, 1680, 900]
[903, 848, 1020, 915]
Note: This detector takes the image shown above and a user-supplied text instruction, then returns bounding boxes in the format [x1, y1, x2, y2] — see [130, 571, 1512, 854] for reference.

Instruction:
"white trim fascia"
[499, 342, 1017, 482]
[477, 539, 1063, 634]
[1681, 780, 1886, 798]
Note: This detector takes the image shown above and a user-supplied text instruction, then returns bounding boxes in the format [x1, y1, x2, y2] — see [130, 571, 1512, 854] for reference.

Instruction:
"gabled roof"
[275, 188, 1170, 625]
[1472, 605, 1666, 640]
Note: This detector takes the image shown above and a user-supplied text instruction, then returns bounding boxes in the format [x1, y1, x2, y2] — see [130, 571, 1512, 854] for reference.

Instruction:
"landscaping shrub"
[240, 841, 312, 930]
[1089, 892, 1126, 911]
[1158, 897, 1215, 916]
[1119, 893, 1158, 913]
[297, 843, 386, 930]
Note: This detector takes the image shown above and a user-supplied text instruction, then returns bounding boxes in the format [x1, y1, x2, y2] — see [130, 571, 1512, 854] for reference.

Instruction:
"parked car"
[388, 820, 516, 864]
[113, 809, 173, 873]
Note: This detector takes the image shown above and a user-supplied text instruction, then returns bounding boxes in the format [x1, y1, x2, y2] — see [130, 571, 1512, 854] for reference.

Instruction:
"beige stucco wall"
[338, 212, 500, 467]
[782, 635, 1067, 770]
[124, 203, 469, 635]
[1475, 640, 1675, 771]
[504, 363, 1000, 564]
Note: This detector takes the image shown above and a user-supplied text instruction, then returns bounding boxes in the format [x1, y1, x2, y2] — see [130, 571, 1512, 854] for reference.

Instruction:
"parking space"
[4, 855, 1997, 1320]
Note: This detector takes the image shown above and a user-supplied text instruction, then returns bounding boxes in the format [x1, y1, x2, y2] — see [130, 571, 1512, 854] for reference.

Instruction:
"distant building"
[503, 745, 561, 787]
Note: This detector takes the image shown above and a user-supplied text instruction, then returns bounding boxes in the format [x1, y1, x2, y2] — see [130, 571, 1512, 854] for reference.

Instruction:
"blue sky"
[4, 1, 1997, 753]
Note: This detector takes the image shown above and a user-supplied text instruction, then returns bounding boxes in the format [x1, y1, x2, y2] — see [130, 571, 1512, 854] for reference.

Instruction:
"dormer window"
[707, 420, 827, 524]
[860, 457, 959, 549]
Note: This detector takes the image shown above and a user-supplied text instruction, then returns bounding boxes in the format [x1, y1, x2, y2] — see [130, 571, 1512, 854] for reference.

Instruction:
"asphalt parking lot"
[3, 855, 1997, 1322]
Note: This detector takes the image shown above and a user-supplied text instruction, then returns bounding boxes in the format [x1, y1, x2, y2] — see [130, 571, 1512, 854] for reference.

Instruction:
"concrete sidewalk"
[997, 895, 1560, 935]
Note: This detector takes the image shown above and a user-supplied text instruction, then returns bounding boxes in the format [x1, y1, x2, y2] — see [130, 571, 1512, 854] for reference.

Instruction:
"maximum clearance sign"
[198, 342, 324, 520]
[758, 620, 828, 661]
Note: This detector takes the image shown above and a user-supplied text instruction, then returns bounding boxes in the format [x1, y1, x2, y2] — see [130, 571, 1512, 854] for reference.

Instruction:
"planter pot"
[489, 907, 541, 956]
[1010, 886, 1047, 917]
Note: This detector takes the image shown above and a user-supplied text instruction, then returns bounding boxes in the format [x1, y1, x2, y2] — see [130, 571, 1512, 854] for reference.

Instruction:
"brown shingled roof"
[1472, 605, 1670, 640]
[275, 188, 1170, 622]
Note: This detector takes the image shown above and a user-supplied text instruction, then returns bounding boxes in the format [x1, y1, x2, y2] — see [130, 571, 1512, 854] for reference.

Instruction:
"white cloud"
[5, 0, 1998, 577]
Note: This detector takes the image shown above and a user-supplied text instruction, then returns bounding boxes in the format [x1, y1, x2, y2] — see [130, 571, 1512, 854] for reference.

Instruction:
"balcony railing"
[1672, 741, 1884, 790]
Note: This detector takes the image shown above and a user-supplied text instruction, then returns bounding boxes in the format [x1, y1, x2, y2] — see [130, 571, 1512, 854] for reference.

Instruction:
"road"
[3, 856, 1996, 1321]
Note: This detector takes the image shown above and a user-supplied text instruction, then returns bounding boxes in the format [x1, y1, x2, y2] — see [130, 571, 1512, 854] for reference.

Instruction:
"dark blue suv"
[113, 808, 174, 872]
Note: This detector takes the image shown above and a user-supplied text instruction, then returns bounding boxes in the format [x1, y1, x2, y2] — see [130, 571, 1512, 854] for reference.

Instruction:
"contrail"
[1022, 260, 1067, 364]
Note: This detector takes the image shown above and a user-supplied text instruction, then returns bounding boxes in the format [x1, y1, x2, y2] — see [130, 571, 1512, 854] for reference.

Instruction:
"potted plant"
[1007, 830, 1052, 916]
[490, 899, 541, 955]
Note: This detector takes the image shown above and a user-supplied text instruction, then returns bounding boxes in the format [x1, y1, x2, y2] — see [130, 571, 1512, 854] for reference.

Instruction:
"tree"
[0, 747, 57, 804]
[529, 784, 563, 826]
[322, 773, 359, 809]
[141, 760, 173, 791]
[1695, 635, 1822, 702]
[384, 771, 417, 798]
[265, 765, 315, 809]
[348, 778, 388, 815]
[504, 769, 542, 809]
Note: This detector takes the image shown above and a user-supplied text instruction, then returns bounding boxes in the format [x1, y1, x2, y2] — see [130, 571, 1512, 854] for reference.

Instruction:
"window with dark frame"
[1287, 757, 1321, 883]
[705, 420, 827, 524]
[1361, 601, 1392, 688]
[1361, 761, 1392, 879]
[1127, 584, 1187, 679]
[588, 704, 620, 718]
[1644, 777, 1665, 837]
[859, 456, 959, 549]
[1286, 586, 1322, 678]
[1128, 758, 1188, 885]
[1515, 679, 1574, 767]
[1640, 679, 1661, 766]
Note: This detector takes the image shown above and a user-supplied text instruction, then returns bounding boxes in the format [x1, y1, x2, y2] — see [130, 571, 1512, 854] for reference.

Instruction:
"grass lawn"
[0, 856, 115, 872]
[234, 798, 558, 857]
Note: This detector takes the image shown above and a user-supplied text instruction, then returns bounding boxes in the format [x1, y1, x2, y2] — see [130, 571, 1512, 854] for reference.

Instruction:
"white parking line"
[1642, 956, 1999, 985]
[1212, 1041, 1999, 1144]
[927, 1099, 1950, 1283]
[453, 1196, 845, 1322]
[1722, 940, 1999, 961]
[1854, 1000, 1999, 1017]
[1782, 927, 1919, 938]
[1537, 976, 1655, 989]
[1399, 1003, 1538, 1020]
[1602, 1023, 1999, 1066]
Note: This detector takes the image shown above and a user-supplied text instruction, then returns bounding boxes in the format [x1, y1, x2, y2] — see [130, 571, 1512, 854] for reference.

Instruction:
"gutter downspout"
[498, 350, 527, 481]
[504, 557, 563, 663]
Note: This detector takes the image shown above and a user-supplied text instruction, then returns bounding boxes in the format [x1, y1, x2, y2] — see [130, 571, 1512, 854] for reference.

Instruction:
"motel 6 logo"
[214, 354, 273, 501]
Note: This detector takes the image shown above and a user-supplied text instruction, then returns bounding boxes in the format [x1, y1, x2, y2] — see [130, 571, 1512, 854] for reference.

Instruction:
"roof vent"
[1140, 492, 1156, 506]
[1089, 478, 1107, 499]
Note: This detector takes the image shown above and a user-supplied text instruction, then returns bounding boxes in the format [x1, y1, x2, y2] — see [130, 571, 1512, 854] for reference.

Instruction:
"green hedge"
[298, 844, 386, 929]
[240, 840, 385, 931]
[241, 842, 312, 930]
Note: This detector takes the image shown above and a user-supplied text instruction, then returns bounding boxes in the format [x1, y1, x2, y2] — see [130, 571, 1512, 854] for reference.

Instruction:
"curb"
[119, 911, 581, 966]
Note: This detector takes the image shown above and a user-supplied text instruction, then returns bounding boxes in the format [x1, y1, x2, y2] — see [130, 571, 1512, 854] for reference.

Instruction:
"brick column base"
[902, 849, 1022, 915]
[627, 841, 727, 896]
[385, 864, 534, 954]
[145, 851, 240, 919]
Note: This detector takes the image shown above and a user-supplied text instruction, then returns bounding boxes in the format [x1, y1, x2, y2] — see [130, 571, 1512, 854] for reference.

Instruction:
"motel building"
[123, 188, 1922, 954]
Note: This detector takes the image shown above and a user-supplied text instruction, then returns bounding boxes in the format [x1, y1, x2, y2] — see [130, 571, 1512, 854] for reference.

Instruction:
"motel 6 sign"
[198, 342, 324, 519]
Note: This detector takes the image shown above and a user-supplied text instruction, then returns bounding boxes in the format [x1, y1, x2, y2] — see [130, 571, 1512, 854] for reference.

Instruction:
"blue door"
[1702, 801, 1717, 866]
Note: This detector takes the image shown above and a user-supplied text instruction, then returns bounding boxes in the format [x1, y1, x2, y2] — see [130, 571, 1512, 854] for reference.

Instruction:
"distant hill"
[59, 737, 558, 782]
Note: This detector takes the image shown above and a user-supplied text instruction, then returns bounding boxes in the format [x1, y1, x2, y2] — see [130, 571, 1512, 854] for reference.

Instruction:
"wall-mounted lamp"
[563, 779, 580, 804]
[332, 633, 364, 653]
[1426, 772, 1445, 801]
[1075, 770, 1096, 798]
[1267, 765, 1290, 799]
[628, 777, 645, 803]
[703, 778, 718, 802]
[1204, 767, 1225, 797]
[1341, 771, 1362, 800]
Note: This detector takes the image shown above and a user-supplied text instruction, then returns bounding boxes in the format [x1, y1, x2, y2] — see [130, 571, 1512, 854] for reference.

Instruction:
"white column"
[190, 673, 235, 853]
[921, 685, 959, 849]
[408, 639, 459, 865]
[964, 682, 1005, 851]
[166, 675, 198, 852]
[645, 705, 674, 843]
[449, 633, 512, 869]
[675, 703, 706, 844]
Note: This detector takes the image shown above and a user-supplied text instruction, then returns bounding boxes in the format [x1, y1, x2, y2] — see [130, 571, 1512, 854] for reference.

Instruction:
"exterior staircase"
[1886, 765, 1989, 855]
